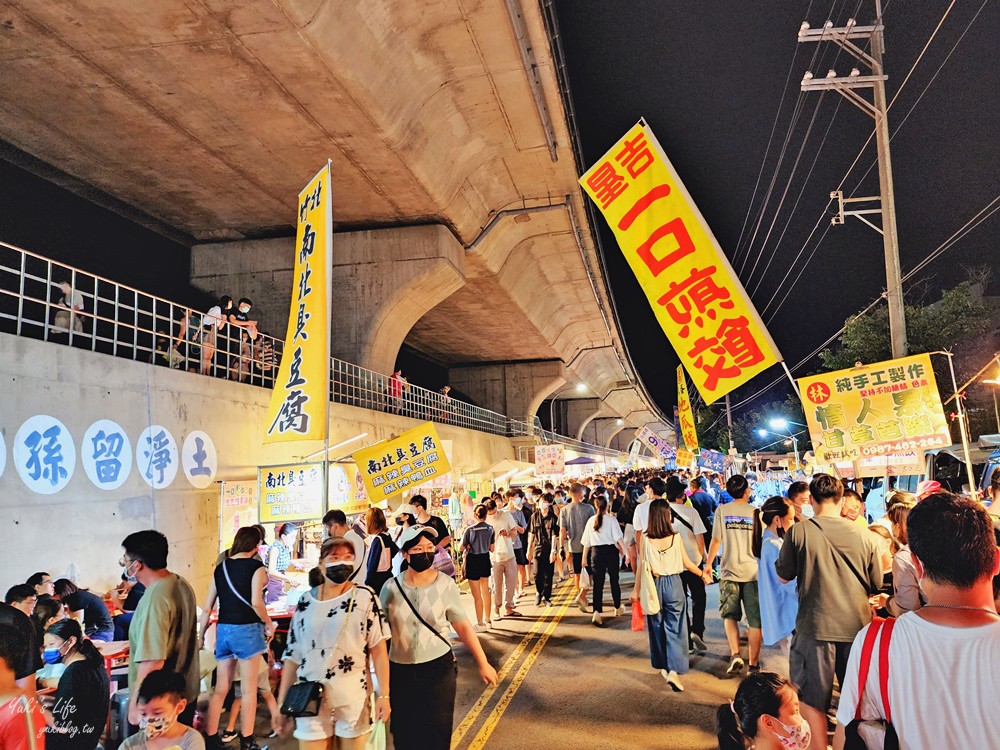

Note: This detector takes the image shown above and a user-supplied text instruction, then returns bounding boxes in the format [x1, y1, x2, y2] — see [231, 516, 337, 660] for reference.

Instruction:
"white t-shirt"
[668, 502, 707, 562]
[836, 613, 1000, 749]
[203, 305, 224, 329]
[581, 514, 624, 548]
[487, 510, 516, 562]
[632, 498, 653, 535]
[284, 585, 389, 714]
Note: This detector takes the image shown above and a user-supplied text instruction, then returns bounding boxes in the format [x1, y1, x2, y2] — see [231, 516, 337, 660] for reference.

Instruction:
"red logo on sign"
[805, 382, 831, 405]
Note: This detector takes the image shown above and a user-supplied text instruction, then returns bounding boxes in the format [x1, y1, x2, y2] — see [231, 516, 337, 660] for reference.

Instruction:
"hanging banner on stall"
[328, 463, 369, 516]
[677, 366, 700, 450]
[627, 439, 642, 467]
[579, 120, 781, 404]
[534, 444, 566, 476]
[676, 448, 695, 468]
[699, 449, 726, 473]
[636, 425, 675, 461]
[220, 480, 258, 553]
[798, 353, 951, 465]
[258, 462, 326, 523]
[352, 422, 451, 500]
[264, 163, 332, 444]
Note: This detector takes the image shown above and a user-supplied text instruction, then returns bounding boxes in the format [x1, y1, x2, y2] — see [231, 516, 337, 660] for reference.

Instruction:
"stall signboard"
[699, 449, 726, 473]
[580, 120, 782, 404]
[627, 439, 641, 467]
[327, 463, 370, 516]
[535, 444, 566, 476]
[798, 353, 951, 465]
[636, 426, 674, 461]
[352, 422, 451, 500]
[220, 480, 257, 553]
[264, 163, 332, 444]
[258, 462, 326, 523]
[677, 366, 700, 450]
[676, 448, 696, 468]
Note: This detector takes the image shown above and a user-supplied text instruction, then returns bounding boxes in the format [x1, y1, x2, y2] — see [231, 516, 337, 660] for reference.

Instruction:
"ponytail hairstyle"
[593, 495, 608, 532]
[752, 496, 793, 559]
[46, 618, 103, 665]
[717, 671, 792, 750]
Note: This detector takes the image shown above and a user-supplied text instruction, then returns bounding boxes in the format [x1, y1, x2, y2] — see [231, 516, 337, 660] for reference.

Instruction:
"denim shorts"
[215, 622, 268, 661]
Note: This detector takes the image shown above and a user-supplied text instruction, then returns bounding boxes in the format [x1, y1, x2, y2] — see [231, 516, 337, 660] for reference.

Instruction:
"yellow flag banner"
[677, 365, 699, 450]
[265, 163, 332, 443]
[580, 120, 781, 404]
[352, 423, 452, 501]
[676, 448, 696, 468]
[798, 353, 951, 466]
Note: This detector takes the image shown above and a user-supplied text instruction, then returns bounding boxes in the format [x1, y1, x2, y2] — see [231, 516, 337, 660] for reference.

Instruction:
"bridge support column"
[449, 360, 566, 428]
[583, 417, 626, 449]
[191, 225, 465, 374]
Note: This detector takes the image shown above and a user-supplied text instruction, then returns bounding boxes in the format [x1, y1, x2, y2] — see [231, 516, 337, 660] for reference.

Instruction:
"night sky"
[1, 1, 997, 424]
[553, 0, 1000, 416]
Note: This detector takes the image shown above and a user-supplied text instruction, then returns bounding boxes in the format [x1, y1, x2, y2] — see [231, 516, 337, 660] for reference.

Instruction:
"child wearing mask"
[121, 668, 204, 749]
[717, 671, 811, 750]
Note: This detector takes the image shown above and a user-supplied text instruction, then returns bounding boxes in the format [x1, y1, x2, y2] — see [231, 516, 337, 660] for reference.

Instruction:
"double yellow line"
[451, 582, 576, 750]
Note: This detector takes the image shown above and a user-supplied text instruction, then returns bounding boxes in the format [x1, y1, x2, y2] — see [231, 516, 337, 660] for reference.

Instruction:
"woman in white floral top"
[274, 537, 391, 749]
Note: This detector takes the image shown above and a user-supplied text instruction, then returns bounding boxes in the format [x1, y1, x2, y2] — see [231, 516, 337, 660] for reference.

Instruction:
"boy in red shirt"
[0, 622, 46, 749]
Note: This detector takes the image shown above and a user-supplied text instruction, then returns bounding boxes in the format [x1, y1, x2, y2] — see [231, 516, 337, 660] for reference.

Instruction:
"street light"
[547, 383, 587, 435]
[758, 423, 800, 472]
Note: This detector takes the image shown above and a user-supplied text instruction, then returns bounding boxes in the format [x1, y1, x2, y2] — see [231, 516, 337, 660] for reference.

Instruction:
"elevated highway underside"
[0, 0, 671, 438]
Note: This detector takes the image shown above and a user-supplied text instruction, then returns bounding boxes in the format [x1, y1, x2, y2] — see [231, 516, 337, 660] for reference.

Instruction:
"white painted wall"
[0, 333, 513, 598]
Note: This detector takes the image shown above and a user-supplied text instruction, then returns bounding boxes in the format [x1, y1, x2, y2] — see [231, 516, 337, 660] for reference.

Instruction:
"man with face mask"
[527, 493, 560, 606]
[487, 498, 522, 619]
[121, 530, 199, 736]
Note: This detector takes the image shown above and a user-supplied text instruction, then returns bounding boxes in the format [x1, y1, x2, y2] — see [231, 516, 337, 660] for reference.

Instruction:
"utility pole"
[799, 1, 907, 358]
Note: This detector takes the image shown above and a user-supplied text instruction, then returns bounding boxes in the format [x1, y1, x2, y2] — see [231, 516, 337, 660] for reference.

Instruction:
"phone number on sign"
[860, 436, 949, 456]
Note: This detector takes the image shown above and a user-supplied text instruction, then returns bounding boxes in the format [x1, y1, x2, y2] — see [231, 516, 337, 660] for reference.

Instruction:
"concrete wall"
[0, 333, 513, 598]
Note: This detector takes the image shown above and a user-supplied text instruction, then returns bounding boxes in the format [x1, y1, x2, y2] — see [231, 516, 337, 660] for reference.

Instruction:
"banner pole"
[323, 160, 333, 515]
[941, 351, 978, 501]
[780, 360, 801, 398]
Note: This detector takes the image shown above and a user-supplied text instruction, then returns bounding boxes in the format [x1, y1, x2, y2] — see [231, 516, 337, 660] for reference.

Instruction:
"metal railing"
[0, 240, 630, 460]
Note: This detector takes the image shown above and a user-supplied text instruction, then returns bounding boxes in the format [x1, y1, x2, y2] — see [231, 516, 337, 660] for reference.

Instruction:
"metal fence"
[0, 240, 629, 460]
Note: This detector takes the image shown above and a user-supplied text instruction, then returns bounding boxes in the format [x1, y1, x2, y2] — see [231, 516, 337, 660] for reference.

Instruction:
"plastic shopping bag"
[631, 601, 645, 632]
[579, 567, 591, 590]
[366, 720, 386, 750]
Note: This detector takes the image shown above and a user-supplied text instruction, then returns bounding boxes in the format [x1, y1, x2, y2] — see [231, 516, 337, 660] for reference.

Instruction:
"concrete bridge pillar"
[449, 360, 567, 427]
[191, 224, 465, 375]
[609, 427, 638, 452]
[583, 417, 626, 449]
[564, 398, 608, 441]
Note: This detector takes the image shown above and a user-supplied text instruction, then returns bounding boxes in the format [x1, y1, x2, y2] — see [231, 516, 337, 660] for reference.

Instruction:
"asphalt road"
[253, 572, 788, 750]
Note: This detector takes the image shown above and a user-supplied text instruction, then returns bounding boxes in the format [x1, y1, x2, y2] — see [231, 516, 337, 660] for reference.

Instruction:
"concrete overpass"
[0, 0, 673, 441]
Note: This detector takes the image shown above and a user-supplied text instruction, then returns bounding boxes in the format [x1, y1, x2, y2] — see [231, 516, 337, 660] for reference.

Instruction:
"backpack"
[375, 532, 398, 574]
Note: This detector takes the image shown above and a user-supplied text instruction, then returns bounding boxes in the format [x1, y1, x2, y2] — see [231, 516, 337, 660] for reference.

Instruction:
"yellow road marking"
[450, 582, 575, 748]
[465, 589, 575, 750]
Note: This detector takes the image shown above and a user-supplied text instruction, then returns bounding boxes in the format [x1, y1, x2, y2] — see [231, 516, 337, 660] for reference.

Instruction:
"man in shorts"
[559, 483, 596, 612]
[705, 474, 761, 675]
[775, 474, 882, 750]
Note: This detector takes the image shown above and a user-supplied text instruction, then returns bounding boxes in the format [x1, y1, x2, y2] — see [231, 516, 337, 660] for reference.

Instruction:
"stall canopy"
[565, 456, 599, 465]
[471, 458, 535, 476]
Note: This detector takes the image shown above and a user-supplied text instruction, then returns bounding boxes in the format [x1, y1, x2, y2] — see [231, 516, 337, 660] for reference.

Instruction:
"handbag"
[280, 587, 357, 717]
[392, 578, 457, 663]
[843, 616, 899, 750]
[432, 546, 457, 578]
[638, 537, 662, 616]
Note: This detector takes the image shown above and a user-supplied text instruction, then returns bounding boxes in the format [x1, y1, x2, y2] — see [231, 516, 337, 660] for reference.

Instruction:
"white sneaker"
[691, 633, 708, 655]
[474, 623, 488, 633]
[727, 656, 746, 675]
[592, 611, 603, 626]
[614, 606, 625, 617]
[662, 670, 684, 692]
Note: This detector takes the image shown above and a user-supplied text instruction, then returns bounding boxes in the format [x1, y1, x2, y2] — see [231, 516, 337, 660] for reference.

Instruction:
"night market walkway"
[260, 575, 789, 750]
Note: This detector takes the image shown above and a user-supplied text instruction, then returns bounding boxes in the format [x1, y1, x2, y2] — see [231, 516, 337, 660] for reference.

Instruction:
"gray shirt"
[461, 522, 495, 555]
[561, 501, 596, 553]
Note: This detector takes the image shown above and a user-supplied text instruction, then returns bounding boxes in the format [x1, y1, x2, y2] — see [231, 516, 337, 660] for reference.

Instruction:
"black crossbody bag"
[392, 578, 457, 664]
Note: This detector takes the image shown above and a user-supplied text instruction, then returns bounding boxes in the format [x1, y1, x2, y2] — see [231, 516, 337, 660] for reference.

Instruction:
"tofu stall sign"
[264, 163, 332, 443]
[798, 353, 952, 465]
[352, 423, 452, 500]
[579, 120, 781, 404]
[258, 462, 325, 523]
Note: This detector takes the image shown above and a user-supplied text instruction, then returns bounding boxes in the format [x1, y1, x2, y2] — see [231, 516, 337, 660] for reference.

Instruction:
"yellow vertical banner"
[579, 120, 781, 404]
[264, 163, 332, 443]
[677, 365, 700, 451]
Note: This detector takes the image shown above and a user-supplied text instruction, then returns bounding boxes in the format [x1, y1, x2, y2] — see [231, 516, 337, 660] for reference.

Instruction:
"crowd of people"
[3, 468, 999, 750]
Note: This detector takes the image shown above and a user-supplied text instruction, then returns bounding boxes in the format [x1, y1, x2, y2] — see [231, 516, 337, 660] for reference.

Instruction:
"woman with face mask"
[379, 526, 498, 750]
[41, 619, 110, 750]
[274, 537, 391, 749]
[390, 504, 417, 576]
[717, 671, 811, 750]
